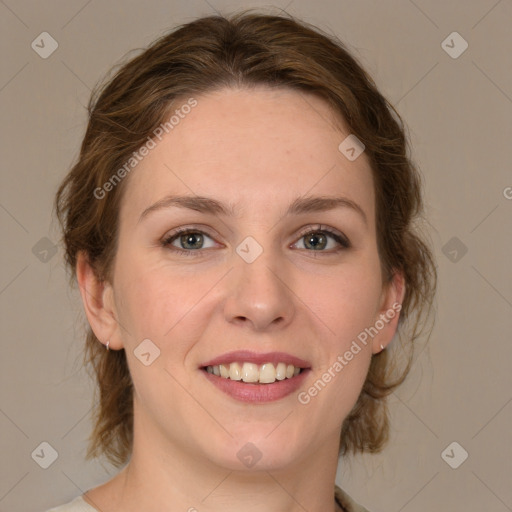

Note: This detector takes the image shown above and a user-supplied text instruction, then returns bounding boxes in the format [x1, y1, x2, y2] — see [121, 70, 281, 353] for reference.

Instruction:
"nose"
[223, 246, 295, 332]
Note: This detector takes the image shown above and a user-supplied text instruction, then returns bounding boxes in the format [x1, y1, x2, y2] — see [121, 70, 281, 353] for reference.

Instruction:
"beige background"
[1, 0, 511, 511]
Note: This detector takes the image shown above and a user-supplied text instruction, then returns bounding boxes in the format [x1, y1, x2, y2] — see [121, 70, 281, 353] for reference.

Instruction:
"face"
[83, 86, 403, 472]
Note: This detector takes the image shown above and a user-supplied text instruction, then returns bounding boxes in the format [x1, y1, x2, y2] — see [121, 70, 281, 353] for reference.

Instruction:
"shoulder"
[335, 485, 371, 512]
[45, 495, 97, 512]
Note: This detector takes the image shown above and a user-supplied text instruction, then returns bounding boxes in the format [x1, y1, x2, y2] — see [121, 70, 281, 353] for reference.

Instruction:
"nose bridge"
[223, 236, 295, 330]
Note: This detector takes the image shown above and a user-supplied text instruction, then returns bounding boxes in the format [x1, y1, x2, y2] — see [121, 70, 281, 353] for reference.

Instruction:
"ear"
[371, 270, 406, 355]
[76, 251, 122, 350]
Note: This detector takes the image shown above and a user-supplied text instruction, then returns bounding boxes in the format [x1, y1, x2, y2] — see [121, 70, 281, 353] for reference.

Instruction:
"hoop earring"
[106, 341, 110, 351]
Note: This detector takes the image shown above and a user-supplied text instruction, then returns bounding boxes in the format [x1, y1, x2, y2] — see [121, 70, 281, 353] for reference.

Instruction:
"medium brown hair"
[55, 10, 436, 467]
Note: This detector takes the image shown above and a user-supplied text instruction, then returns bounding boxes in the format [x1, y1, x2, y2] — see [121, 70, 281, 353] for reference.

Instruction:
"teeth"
[259, 363, 276, 383]
[219, 364, 230, 378]
[275, 362, 287, 380]
[229, 362, 242, 381]
[241, 362, 260, 382]
[205, 362, 303, 384]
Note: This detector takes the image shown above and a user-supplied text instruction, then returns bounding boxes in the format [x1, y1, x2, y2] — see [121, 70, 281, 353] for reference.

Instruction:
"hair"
[55, 9, 437, 468]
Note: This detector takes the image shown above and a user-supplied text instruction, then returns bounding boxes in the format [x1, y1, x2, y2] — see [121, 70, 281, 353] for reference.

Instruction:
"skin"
[77, 86, 405, 512]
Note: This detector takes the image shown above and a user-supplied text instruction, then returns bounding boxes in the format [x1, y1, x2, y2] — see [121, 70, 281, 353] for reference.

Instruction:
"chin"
[200, 432, 303, 472]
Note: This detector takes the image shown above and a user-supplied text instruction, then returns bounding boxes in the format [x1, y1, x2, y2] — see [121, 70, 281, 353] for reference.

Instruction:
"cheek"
[297, 257, 383, 345]
[113, 255, 220, 346]
[111, 246, 169, 338]
[298, 262, 381, 415]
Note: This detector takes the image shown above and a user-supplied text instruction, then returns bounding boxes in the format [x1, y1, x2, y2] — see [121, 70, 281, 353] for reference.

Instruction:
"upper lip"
[201, 350, 311, 369]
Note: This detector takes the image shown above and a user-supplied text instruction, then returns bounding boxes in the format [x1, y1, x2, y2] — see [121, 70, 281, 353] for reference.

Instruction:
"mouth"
[199, 350, 311, 402]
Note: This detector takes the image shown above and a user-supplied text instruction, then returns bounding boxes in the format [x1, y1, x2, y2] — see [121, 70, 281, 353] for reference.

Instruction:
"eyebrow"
[138, 194, 367, 225]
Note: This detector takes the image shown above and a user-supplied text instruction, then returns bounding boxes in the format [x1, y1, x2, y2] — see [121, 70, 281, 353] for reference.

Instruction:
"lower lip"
[201, 368, 311, 403]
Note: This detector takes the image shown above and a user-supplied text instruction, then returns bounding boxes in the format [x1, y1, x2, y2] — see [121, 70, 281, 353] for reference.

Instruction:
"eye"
[292, 225, 350, 253]
[162, 228, 218, 256]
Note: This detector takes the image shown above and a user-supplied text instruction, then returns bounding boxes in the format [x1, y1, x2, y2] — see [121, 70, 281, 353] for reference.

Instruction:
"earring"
[380, 344, 385, 351]
[106, 341, 110, 351]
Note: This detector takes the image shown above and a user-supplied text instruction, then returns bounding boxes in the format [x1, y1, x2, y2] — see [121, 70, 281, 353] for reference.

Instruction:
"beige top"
[335, 485, 370, 512]
[46, 486, 370, 512]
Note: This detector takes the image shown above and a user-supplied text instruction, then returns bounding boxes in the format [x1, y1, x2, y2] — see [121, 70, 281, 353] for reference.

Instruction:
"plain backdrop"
[1, 1, 511, 511]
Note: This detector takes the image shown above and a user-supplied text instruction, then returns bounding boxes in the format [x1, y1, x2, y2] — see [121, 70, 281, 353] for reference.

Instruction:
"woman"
[49, 10, 436, 512]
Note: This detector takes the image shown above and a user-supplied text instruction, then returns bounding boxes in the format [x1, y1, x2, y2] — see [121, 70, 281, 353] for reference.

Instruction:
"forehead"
[119, 86, 375, 224]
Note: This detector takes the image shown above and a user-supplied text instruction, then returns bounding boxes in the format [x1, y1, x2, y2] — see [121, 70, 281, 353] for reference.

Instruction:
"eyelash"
[161, 224, 351, 257]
